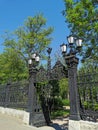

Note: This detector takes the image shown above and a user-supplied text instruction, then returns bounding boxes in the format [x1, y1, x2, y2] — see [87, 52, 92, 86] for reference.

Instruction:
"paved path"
[0, 113, 68, 130]
[0, 113, 54, 130]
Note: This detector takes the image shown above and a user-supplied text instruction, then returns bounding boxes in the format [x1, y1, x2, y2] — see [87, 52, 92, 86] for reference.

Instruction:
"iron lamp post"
[28, 53, 40, 125]
[60, 35, 82, 120]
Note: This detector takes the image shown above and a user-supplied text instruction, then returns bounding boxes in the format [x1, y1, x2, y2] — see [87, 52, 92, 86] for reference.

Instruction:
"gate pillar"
[65, 55, 81, 120]
[28, 69, 46, 126]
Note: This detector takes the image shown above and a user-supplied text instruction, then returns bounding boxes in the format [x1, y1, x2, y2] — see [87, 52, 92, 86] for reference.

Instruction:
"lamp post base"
[69, 114, 81, 121]
[30, 112, 46, 127]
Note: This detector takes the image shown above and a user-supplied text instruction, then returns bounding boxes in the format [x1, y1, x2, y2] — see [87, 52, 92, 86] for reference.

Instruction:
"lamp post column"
[65, 55, 80, 120]
[28, 53, 40, 125]
[28, 54, 46, 127]
[28, 64, 37, 125]
[60, 35, 82, 121]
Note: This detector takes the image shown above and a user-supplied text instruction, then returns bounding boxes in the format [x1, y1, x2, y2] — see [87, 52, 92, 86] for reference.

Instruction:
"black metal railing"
[77, 70, 98, 122]
[0, 80, 29, 110]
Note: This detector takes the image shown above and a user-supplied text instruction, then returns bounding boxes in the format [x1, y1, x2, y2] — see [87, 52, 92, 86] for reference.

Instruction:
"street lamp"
[60, 35, 82, 120]
[28, 53, 40, 79]
[28, 53, 40, 67]
[28, 53, 40, 125]
[60, 35, 82, 56]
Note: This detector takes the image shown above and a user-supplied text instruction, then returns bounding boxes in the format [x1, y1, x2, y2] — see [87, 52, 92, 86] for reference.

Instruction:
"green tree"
[1, 14, 53, 83]
[3, 14, 53, 64]
[63, 0, 98, 63]
[59, 78, 69, 99]
[0, 49, 27, 84]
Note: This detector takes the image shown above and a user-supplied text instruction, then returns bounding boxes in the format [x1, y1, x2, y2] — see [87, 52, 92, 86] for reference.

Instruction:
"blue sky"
[0, 0, 70, 54]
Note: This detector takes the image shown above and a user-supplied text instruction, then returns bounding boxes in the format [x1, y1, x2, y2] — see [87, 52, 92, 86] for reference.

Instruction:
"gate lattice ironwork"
[77, 70, 98, 122]
[36, 60, 66, 82]
[35, 60, 67, 124]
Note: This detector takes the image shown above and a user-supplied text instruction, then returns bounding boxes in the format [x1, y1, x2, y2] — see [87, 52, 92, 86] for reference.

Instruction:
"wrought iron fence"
[77, 70, 98, 122]
[0, 80, 29, 110]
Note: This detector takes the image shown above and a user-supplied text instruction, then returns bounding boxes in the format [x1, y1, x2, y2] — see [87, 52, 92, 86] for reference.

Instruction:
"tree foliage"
[3, 14, 53, 63]
[0, 14, 53, 83]
[59, 78, 69, 99]
[63, 0, 98, 63]
[0, 49, 28, 84]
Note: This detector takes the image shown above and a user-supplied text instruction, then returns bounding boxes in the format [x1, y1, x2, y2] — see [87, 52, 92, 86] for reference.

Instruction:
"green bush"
[84, 101, 93, 109]
[51, 98, 70, 119]
[53, 97, 63, 109]
[62, 99, 70, 106]
[94, 104, 98, 111]
[51, 109, 69, 119]
[83, 101, 98, 110]
[84, 101, 88, 108]
[53, 98, 70, 110]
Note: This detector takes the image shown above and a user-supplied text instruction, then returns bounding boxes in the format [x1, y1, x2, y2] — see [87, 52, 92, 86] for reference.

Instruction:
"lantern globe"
[76, 38, 82, 47]
[67, 35, 74, 45]
[28, 59, 32, 65]
[60, 43, 67, 53]
[35, 55, 40, 62]
[32, 53, 36, 59]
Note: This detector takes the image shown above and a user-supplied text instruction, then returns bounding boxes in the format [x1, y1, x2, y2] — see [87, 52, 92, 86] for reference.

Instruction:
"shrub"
[62, 99, 70, 106]
[53, 97, 63, 109]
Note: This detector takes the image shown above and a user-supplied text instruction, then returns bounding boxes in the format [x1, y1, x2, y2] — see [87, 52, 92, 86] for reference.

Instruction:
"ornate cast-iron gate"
[0, 60, 67, 127]
[35, 60, 67, 125]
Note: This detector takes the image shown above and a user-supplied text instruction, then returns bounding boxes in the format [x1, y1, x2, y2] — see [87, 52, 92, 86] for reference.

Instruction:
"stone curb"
[0, 107, 29, 124]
